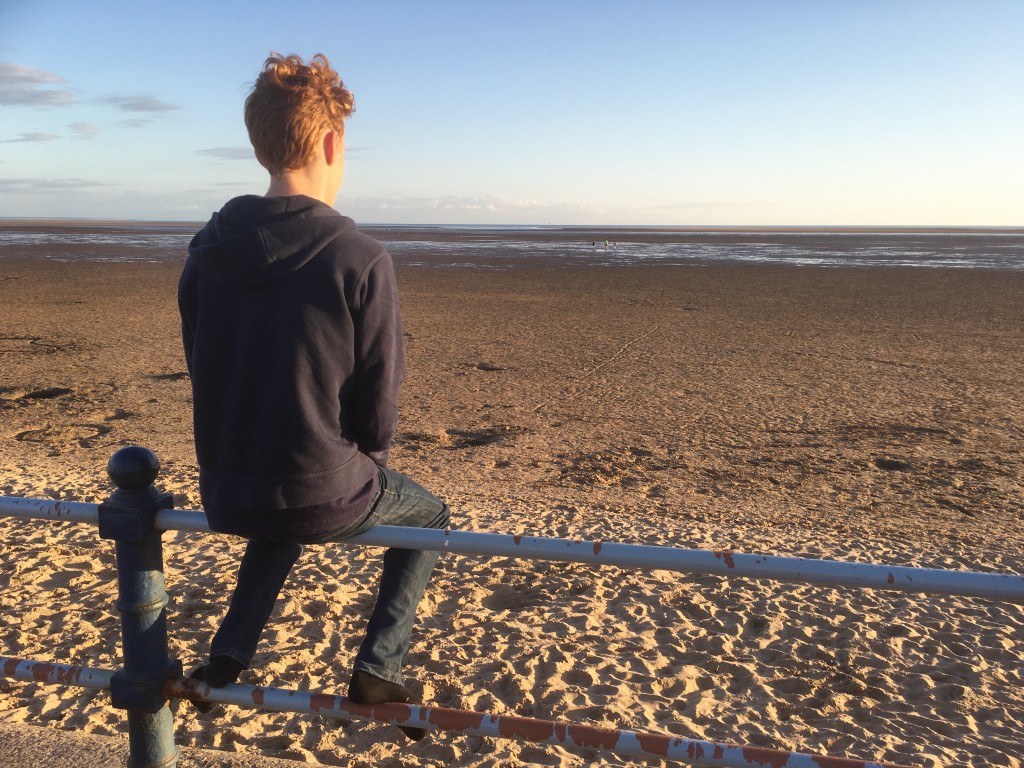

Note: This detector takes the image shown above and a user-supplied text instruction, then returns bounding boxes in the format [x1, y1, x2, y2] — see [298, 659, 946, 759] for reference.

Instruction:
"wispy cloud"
[350, 194, 605, 218]
[1, 132, 60, 143]
[641, 201, 774, 210]
[359, 194, 550, 213]
[0, 177, 107, 191]
[69, 121, 99, 139]
[104, 95, 179, 113]
[196, 147, 253, 160]
[0, 62, 74, 107]
[341, 193, 617, 225]
[118, 118, 152, 129]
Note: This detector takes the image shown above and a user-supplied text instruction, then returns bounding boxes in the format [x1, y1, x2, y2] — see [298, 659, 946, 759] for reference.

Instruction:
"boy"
[178, 53, 449, 740]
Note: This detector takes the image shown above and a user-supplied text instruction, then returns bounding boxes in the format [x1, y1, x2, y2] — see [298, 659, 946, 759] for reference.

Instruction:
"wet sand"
[1, 257, 1022, 766]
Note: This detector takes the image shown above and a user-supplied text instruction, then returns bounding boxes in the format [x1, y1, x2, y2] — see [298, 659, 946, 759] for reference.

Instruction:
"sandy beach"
[0, 256, 1022, 766]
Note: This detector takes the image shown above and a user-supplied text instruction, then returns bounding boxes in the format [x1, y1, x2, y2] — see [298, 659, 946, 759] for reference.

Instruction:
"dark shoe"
[347, 669, 427, 741]
[187, 655, 244, 713]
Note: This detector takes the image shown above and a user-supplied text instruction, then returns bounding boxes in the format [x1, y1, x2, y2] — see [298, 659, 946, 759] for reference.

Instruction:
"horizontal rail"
[0, 656, 915, 768]
[2, 495, 1022, 603]
[0, 496, 99, 525]
[1, 656, 112, 691]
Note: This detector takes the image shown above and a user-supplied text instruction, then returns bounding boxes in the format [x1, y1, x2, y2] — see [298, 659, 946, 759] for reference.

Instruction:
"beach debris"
[20, 387, 72, 400]
[874, 458, 914, 472]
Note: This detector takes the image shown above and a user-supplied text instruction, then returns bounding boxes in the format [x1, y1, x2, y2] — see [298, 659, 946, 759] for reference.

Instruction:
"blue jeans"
[208, 467, 450, 685]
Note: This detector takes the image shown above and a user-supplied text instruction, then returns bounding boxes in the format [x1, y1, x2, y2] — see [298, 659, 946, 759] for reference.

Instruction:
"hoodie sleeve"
[178, 258, 198, 377]
[349, 248, 406, 466]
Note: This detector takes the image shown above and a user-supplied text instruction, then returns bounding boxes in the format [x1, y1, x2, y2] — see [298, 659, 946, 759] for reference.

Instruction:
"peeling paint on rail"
[2, 496, 1022, 602]
[0, 657, 920, 766]
[162, 675, 918, 768]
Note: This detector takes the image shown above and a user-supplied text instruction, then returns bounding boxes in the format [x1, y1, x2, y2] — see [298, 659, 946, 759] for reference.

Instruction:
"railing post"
[98, 446, 181, 768]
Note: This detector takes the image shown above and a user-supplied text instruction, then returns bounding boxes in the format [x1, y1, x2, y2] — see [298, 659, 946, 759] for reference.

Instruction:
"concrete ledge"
[0, 723, 311, 767]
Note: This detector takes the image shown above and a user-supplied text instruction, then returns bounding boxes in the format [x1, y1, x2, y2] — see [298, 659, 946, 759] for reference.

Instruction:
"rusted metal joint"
[110, 661, 184, 713]
[98, 489, 173, 542]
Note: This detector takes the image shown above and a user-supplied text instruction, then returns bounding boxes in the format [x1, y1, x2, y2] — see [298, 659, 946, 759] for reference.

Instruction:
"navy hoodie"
[178, 195, 405, 540]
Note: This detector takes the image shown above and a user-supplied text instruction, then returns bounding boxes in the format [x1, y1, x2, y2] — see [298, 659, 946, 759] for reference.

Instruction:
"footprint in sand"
[397, 425, 524, 451]
[441, 427, 519, 448]
[463, 361, 507, 372]
[0, 386, 73, 402]
[15, 423, 113, 449]
[0, 335, 76, 355]
[481, 583, 530, 612]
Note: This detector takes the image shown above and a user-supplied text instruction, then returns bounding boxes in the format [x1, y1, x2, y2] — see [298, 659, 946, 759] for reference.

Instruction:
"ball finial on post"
[107, 446, 160, 491]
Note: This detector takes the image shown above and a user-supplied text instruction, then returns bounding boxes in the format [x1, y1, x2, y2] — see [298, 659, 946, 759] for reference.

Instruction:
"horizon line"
[1, 216, 1022, 232]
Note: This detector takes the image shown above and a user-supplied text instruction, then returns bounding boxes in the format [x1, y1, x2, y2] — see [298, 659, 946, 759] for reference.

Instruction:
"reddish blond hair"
[244, 53, 355, 175]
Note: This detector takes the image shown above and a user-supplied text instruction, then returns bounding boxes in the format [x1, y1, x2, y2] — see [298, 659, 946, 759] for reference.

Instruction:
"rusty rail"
[0, 656, 915, 768]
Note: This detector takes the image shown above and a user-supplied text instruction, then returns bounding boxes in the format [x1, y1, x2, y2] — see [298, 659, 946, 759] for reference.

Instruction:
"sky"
[0, 1, 1021, 226]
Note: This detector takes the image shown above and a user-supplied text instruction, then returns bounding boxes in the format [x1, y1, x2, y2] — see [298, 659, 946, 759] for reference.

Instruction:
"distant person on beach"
[177, 52, 449, 740]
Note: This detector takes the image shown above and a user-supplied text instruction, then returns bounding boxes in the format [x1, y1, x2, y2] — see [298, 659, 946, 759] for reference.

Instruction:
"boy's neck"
[266, 169, 334, 206]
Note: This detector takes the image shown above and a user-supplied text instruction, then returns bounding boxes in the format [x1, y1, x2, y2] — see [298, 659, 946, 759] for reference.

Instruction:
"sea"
[1, 220, 1022, 270]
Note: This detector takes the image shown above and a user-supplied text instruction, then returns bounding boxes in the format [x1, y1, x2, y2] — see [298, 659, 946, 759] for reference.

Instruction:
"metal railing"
[3, 446, 1021, 767]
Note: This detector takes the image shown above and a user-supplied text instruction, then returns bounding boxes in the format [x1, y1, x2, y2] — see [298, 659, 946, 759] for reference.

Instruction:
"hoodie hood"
[188, 195, 355, 287]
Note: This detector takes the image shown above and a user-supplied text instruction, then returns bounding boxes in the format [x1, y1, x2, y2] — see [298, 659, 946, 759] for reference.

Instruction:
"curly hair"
[244, 53, 355, 176]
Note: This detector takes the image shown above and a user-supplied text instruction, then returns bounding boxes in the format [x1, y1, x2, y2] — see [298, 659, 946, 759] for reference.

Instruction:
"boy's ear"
[323, 130, 342, 166]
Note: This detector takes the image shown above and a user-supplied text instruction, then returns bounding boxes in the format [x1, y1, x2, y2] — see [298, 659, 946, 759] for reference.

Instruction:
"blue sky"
[1, 1, 1021, 225]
